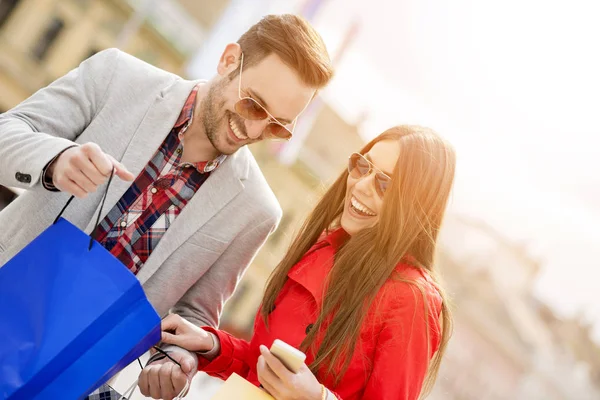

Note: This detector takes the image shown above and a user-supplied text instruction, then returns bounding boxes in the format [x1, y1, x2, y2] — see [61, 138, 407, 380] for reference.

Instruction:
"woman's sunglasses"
[233, 53, 296, 141]
[348, 152, 392, 198]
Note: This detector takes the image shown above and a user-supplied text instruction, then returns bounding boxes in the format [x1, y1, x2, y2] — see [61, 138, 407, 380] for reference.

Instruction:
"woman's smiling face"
[340, 140, 399, 236]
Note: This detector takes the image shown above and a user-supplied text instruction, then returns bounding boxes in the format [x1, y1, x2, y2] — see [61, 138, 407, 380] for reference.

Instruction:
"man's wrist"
[41, 145, 77, 192]
[147, 351, 170, 366]
[149, 345, 199, 370]
[41, 161, 58, 191]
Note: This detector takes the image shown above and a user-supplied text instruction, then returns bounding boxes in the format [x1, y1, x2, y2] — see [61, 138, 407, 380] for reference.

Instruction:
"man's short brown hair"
[236, 14, 334, 88]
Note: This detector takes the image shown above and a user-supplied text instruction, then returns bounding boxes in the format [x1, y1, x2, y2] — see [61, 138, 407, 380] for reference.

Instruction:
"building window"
[0, 0, 20, 30]
[32, 17, 65, 61]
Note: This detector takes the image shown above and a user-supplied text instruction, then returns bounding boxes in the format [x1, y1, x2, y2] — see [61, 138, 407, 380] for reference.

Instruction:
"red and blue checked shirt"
[94, 85, 226, 274]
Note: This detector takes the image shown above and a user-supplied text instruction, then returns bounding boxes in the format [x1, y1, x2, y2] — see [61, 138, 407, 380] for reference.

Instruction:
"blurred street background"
[1, 0, 599, 398]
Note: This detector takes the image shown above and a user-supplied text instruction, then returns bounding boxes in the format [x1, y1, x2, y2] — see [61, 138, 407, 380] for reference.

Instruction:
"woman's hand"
[160, 314, 215, 352]
[257, 345, 323, 400]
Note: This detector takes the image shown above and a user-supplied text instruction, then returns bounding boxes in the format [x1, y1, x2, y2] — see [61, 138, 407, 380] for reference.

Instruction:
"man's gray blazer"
[0, 48, 282, 328]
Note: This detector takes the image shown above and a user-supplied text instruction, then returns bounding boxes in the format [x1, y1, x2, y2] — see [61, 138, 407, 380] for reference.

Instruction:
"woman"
[145, 125, 455, 399]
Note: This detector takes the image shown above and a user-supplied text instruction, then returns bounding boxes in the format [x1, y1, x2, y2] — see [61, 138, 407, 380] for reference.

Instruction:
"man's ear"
[216, 43, 242, 77]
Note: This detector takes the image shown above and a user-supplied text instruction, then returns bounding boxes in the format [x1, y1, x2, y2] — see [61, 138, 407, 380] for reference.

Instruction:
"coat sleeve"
[195, 326, 254, 381]
[0, 49, 120, 189]
[330, 282, 443, 400]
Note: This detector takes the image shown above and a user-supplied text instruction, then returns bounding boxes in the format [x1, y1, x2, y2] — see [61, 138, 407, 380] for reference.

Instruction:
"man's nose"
[245, 120, 268, 139]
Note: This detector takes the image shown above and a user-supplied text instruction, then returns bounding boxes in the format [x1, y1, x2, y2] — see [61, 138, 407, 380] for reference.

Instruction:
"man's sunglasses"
[233, 53, 296, 141]
[348, 152, 392, 198]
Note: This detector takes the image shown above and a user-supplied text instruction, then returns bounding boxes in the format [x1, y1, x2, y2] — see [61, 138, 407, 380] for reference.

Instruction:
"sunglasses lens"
[348, 154, 370, 178]
[375, 172, 391, 197]
[235, 98, 268, 120]
[264, 123, 292, 140]
[348, 153, 391, 198]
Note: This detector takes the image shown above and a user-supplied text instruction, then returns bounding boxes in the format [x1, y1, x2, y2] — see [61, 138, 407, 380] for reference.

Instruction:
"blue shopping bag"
[0, 173, 161, 399]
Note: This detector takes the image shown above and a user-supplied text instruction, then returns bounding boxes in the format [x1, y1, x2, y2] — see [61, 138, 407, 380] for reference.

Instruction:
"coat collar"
[286, 228, 349, 307]
[286, 229, 435, 307]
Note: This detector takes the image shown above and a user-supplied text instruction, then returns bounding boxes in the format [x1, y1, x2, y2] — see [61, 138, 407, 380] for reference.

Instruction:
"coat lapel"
[136, 148, 248, 284]
[84, 78, 198, 234]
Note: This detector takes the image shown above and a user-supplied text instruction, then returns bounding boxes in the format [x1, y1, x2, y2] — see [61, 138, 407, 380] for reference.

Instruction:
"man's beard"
[199, 80, 246, 156]
[200, 82, 225, 153]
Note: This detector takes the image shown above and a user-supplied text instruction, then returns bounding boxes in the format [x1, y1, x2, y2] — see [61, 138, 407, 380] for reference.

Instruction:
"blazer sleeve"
[0, 48, 120, 189]
[170, 212, 281, 329]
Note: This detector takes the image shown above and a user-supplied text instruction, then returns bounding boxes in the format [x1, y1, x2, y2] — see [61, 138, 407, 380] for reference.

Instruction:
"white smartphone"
[269, 339, 307, 373]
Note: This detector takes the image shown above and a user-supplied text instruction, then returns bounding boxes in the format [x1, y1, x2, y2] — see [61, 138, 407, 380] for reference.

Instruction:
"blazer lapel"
[84, 78, 199, 234]
[136, 148, 249, 284]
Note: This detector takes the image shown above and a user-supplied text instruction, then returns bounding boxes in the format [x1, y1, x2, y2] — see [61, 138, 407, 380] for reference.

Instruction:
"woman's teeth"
[229, 118, 247, 140]
[350, 196, 376, 217]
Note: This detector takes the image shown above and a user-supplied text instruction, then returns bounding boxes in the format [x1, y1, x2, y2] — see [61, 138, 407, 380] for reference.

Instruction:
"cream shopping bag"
[210, 373, 274, 400]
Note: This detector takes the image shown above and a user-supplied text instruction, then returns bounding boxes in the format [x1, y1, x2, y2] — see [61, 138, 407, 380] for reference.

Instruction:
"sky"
[186, 0, 600, 339]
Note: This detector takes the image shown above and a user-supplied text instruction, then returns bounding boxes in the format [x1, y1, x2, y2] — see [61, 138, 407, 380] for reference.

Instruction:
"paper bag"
[210, 373, 274, 400]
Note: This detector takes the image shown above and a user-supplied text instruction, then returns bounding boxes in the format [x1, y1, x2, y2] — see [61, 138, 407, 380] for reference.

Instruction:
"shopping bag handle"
[118, 347, 187, 400]
[118, 376, 190, 400]
[52, 168, 116, 251]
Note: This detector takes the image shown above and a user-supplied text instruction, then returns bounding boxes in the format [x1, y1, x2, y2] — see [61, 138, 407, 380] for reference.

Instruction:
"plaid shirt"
[93, 85, 226, 274]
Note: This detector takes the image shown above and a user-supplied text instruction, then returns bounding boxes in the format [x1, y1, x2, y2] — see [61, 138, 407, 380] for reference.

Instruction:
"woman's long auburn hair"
[260, 125, 456, 397]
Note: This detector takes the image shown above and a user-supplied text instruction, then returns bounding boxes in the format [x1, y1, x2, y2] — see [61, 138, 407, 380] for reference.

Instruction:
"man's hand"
[48, 143, 134, 198]
[138, 349, 197, 400]
[160, 314, 215, 353]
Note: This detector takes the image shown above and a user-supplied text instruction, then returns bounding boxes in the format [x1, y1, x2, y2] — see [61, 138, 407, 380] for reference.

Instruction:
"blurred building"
[430, 215, 600, 400]
[0, 0, 201, 112]
[0, 0, 211, 205]
[175, 0, 231, 32]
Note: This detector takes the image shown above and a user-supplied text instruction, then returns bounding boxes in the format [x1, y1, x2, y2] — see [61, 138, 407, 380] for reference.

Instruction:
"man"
[0, 14, 333, 399]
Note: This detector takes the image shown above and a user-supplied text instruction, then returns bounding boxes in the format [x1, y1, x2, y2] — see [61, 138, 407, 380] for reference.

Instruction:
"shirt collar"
[174, 85, 199, 129]
[177, 152, 227, 174]
[198, 154, 228, 173]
